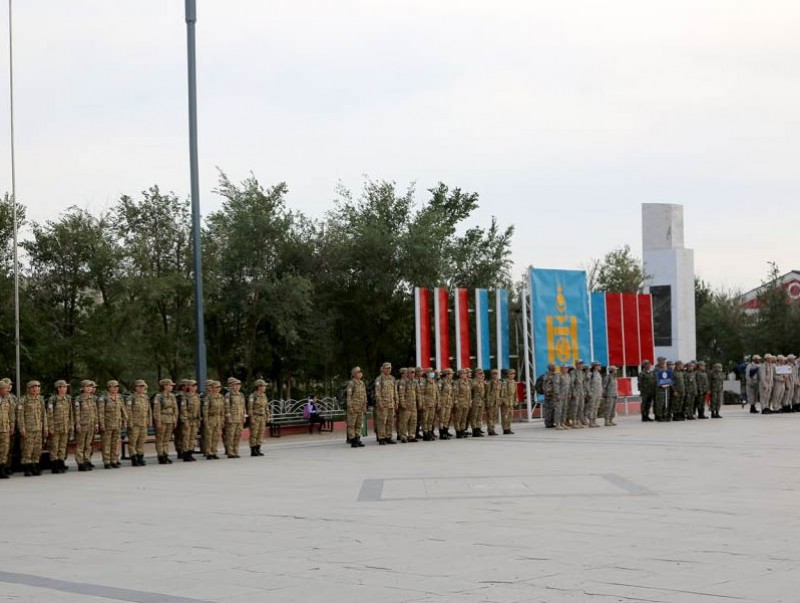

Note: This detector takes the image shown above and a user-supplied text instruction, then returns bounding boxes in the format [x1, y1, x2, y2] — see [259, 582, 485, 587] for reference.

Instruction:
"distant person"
[304, 396, 325, 433]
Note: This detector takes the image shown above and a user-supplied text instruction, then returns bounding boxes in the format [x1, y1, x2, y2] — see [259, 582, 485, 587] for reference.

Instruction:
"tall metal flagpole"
[185, 0, 207, 390]
[8, 0, 20, 397]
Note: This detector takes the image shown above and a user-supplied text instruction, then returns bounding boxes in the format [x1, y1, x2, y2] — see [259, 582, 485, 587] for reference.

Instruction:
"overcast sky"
[0, 0, 797, 292]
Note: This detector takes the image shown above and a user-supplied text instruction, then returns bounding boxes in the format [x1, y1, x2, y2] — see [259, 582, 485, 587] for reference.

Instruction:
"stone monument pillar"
[642, 203, 696, 362]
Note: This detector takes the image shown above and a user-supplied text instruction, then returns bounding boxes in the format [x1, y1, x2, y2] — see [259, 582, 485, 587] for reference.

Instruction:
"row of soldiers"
[0, 376, 272, 478]
[638, 358, 726, 421]
[343, 363, 520, 447]
[742, 354, 800, 414]
[539, 360, 621, 429]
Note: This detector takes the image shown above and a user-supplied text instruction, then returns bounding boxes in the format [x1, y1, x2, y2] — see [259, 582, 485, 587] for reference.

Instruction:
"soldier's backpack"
[534, 374, 545, 396]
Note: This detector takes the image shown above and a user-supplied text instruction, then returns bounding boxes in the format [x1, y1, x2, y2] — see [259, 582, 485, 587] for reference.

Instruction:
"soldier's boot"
[604, 419, 611, 426]
[350, 439, 360, 448]
[250, 447, 257, 457]
[455, 430, 463, 439]
[356, 438, 365, 447]
[750, 405, 758, 413]
[32, 463, 41, 476]
[609, 419, 617, 426]
[378, 438, 387, 445]
[0, 464, 7, 478]
[138, 454, 147, 465]
[488, 429, 498, 435]
[257, 446, 265, 456]
[422, 431, 431, 441]
[131, 455, 139, 466]
[23, 464, 32, 476]
[589, 420, 599, 428]
[555, 424, 567, 430]
[104, 463, 112, 469]
[472, 428, 484, 437]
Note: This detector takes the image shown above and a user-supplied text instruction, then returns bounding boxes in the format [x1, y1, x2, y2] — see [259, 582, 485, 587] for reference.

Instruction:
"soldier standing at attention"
[247, 379, 269, 456]
[653, 357, 669, 421]
[671, 361, 686, 421]
[603, 366, 619, 426]
[453, 368, 472, 438]
[782, 355, 796, 412]
[500, 368, 517, 434]
[469, 368, 486, 437]
[202, 380, 225, 459]
[745, 355, 760, 413]
[695, 361, 710, 419]
[98, 380, 128, 469]
[486, 368, 503, 434]
[177, 379, 200, 461]
[586, 362, 603, 427]
[173, 381, 186, 459]
[684, 361, 698, 420]
[223, 378, 246, 458]
[414, 367, 425, 440]
[437, 368, 454, 439]
[638, 360, 655, 421]
[346, 367, 366, 448]
[18, 380, 47, 476]
[127, 380, 151, 466]
[555, 365, 571, 430]
[74, 380, 98, 472]
[770, 355, 787, 413]
[0, 380, 14, 478]
[374, 363, 397, 445]
[419, 368, 439, 441]
[568, 360, 586, 428]
[1, 379, 16, 472]
[759, 354, 775, 414]
[153, 379, 178, 464]
[46, 380, 72, 474]
[397, 368, 417, 443]
[710, 363, 725, 418]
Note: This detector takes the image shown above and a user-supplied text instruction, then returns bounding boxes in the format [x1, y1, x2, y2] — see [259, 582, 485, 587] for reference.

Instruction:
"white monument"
[642, 203, 696, 362]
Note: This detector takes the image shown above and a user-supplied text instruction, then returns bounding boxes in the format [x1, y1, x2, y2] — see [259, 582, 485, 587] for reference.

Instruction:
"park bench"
[268, 397, 344, 437]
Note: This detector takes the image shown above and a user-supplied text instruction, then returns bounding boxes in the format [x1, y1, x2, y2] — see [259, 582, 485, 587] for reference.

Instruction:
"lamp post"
[185, 0, 207, 391]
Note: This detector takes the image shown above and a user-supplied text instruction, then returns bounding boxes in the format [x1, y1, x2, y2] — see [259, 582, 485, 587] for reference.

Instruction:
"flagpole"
[522, 277, 532, 422]
[8, 0, 20, 396]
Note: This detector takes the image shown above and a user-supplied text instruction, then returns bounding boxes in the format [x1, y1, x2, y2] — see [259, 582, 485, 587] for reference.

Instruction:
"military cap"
[642, 359, 651, 365]
[184, 379, 197, 386]
[415, 366, 422, 372]
[788, 354, 796, 360]
[399, 368, 408, 374]
[657, 356, 667, 362]
[26, 380, 41, 388]
[254, 378, 267, 387]
[351, 366, 362, 376]
[442, 368, 453, 375]
[474, 368, 484, 374]
[713, 363, 723, 369]
[697, 360, 706, 366]
[159, 378, 175, 387]
[54, 379, 68, 388]
[381, 362, 392, 369]
[686, 361, 695, 367]
[227, 377, 241, 385]
[106, 380, 119, 388]
[667, 360, 675, 366]
[205, 379, 216, 388]
[752, 354, 761, 361]
[0, 380, 9, 390]
[581, 365, 589, 371]
[575, 359, 584, 365]
[490, 368, 499, 375]
[134, 379, 148, 387]
[764, 353, 774, 360]
[458, 368, 469, 375]
[591, 361, 601, 367]
[608, 365, 618, 371]
[777, 355, 786, 361]
[81, 379, 96, 388]
[507, 368, 516, 374]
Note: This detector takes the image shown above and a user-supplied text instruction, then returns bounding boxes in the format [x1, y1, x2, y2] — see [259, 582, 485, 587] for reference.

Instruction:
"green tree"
[592, 244, 648, 293]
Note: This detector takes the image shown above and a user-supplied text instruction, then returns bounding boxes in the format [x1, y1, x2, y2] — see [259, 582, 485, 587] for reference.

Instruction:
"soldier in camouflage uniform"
[126, 380, 151, 466]
[770, 355, 787, 413]
[177, 379, 201, 461]
[453, 368, 472, 438]
[202, 380, 225, 458]
[671, 361, 685, 420]
[1, 378, 16, 472]
[540, 364, 557, 428]
[374, 363, 397, 445]
[710, 363, 725, 418]
[782, 355, 796, 412]
[224, 378, 246, 458]
[153, 379, 178, 464]
[46, 380, 72, 474]
[500, 368, 517, 434]
[683, 361, 698, 420]
[99, 379, 128, 469]
[603, 366, 619, 425]
[555, 366, 571, 430]
[18, 381, 47, 476]
[346, 367, 366, 448]
[695, 360, 709, 419]
[759, 354, 775, 414]
[486, 368, 503, 434]
[638, 360, 655, 421]
[586, 361, 603, 427]
[247, 379, 269, 456]
[414, 367, 425, 440]
[419, 368, 439, 441]
[0, 380, 14, 477]
[397, 369, 418, 443]
[653, 358, 670, 421]
[437, 368, 455, 439]
[74, 380, 98, 472]
[745, 355, 760, 413]
[469, 368, 486, 437]
[567, 359, 585, 428]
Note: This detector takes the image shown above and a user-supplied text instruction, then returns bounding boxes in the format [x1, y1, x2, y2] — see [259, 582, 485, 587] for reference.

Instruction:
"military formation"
[636, 357, 726, 421]
[538, 360, 621, 429]
[0, 376, 271, 478]
[742, 354, 800, 414]
[344, 363, 519, 447]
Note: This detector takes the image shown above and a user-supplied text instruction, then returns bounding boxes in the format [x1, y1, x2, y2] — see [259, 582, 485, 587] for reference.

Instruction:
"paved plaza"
[1, 406, 798, 603]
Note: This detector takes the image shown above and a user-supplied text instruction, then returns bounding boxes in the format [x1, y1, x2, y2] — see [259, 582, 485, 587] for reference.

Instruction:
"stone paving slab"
[1, 408, 799, 602]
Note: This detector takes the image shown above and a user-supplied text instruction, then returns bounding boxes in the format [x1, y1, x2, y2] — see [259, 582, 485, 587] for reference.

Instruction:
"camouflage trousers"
[585, 395, 599, 422]
[346, 406, 364, 441]
[422, 403, 436, 432]
[745, 383, 758, 406]
[155, 421, 175, 456]
[782, 383, 794, 408]
[695, 393, 707, 417]
[0, 431, 10, 466]
[453, 404, 469, 431]
[554, 398, 566, 426]
[682, 393, 696, 418]
[374, 404, 394, 440]
[178, 420, 199, 452]
[760, 384, 773, 411]
[398, 407, 416, 440]
[671, 392, 685, 418]
[641, 392, 655, 419]
[22, 431, 43, 464]
[49, 430, 69, 461]
[249, 415, 266, 446]
[769, 383, 785, 411]
[568, 395, 585, 423]
[101, 428, 121, 464]
[127, 425, 147, 457]
[500, 403, 513, 431]
[75, 427, 95, 463]
[467, 400, 483, 430]
[654, 387, 670, 421]
[437, 401, 453, 431]
[710, 392, 723, 413]
[203, 418, 223, 455]
[485, 401, 499, 432]
[224, 422, 243, 456]
[604, 396, 618, 421]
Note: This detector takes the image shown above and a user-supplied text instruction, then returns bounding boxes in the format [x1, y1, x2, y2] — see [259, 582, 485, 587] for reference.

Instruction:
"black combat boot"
[52, 462, 60, 474]
[250, 447, 258, 457]
[139, 454, 147, 465]
[104, 463, 112, 469]
[422, 431, 431, 441]
[0, 464, 7, 478]
[351, 440, 360, 448]
[131, 455, 139, 466]
[472, 428, 484, 437]
[32, 463, 41, 476]
[23, 464, 32, 476]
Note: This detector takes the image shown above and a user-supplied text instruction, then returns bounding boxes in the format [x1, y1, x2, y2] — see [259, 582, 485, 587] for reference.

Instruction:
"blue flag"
[530, 268, 592, 374]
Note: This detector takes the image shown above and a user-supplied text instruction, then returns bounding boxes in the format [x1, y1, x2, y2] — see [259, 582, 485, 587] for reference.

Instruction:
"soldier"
[486, 368, 504, 433]
[397, 368, 418, 443]
[345, 367, 367, 448]
[770, 355, 787, 413]
[419, 368, 439, 441]
[581, 364, 592, 424]
[202, 380, 225, 458]
[126, 380, 151, 466]
[745, 355, 760, 413]
[176, 379, 200, 461]
[453, 368, 472, 438]
[500, 368, 517, 434]
[374, 363, 397, 445]
[1, 378, 16, 472]
[653, 357, 670, 421]
[437, 368, 455, 439]
[793, 357, 800, 412]
[695, 360, 710, 419]
[710, 363, 725, 418]
[586, 361, 603, 427]
[671, 361, 686, 420]
[782, 355, 796, 412]
[247, 379, 270, 456]
[555, 365, 571, 430]
[759, 354, 775, 414]
[568, 359, 585, 428]
[18, 381, 47, 476]
[0, 380, 14, 477]
[639, 360, 656, 421]
[684, 361, 698, 420]
[223, 378, 246, 458]
[152, 379, 178, 464]
[73, 380, 98, 472]
[173, 380, 186, 458]
[469, 368, 487, 437]
[414, 366, 425, 440]
[98, 380, 128, 469]
[46, 380, 72, 474]
[603, 366, 619, 426]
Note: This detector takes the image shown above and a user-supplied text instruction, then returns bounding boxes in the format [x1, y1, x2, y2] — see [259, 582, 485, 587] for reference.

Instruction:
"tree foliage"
[591, 244, 648, 293]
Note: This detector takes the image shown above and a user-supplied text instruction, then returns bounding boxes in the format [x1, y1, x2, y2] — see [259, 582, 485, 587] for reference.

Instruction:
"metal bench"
[268, 397, 344, 438]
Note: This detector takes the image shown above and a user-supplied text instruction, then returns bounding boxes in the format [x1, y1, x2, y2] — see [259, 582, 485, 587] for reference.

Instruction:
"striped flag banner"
[496, 289, 510, 370]
[590, 292, 609, 366]
[475, 289, 491, 369]
[434, 287, 451, 371]
[455, 288, 470, 369]
[590, 292, 655, 368]
[414, 287, 431, 368]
